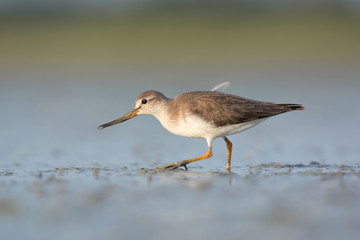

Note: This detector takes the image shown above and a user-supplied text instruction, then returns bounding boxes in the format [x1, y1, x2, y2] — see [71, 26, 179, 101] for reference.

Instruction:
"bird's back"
[170, 91, 303, 128]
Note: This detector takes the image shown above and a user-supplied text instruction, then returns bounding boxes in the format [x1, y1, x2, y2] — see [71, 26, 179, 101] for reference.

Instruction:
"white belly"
[211, 118, 268, 138]
[156, 112, 268, 140]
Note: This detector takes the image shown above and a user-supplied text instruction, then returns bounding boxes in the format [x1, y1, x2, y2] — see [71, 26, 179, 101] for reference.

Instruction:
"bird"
[98, 83, 304, 171]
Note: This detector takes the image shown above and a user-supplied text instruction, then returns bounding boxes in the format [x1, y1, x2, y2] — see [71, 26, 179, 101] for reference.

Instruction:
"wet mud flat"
[1, 162, 360, 240]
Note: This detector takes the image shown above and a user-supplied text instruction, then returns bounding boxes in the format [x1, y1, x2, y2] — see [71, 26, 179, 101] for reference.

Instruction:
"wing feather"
[176, 91, 299, 127]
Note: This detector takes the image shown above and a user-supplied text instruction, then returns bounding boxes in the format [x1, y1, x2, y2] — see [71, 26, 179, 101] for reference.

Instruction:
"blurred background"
[1, 0, 360, 65]
[1, 1, 360, 240]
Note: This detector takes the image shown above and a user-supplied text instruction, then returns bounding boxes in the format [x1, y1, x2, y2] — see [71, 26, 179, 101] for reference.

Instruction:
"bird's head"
[98, 90, 168, 130]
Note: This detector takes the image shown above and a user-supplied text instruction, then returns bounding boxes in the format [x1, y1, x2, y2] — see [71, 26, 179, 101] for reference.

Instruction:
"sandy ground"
[1, 164, 360, 240]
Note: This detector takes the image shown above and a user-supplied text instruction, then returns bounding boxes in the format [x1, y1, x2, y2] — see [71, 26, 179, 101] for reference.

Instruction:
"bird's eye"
[142, 99, 147, 104]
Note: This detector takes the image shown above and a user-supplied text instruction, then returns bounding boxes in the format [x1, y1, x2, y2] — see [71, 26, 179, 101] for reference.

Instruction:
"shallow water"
[1, 63, 360, 240]
[1, 164, 360, 240]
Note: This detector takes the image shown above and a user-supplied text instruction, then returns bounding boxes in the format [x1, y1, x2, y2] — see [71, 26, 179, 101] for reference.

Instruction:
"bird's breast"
[155, 111, 216, 139]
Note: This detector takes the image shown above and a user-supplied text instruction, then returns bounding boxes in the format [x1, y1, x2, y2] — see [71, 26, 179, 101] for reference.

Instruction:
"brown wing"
[178, 91, 302, 127]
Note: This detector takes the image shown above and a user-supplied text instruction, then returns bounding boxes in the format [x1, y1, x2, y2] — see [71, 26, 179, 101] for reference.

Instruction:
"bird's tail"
[277, 104, 305, 111]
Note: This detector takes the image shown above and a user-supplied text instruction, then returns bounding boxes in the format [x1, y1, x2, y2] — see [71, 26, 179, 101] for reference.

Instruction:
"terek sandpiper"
[98, 83, 304, 171]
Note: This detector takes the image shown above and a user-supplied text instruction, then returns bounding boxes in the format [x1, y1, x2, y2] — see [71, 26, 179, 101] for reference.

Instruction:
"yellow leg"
[223, 137, 232, 171]
[154, 149, 213, 171]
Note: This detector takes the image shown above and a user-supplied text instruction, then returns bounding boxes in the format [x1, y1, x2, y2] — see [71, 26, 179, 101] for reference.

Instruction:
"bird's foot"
[148, 150, 212, 172]
[153, 160, 189, 172]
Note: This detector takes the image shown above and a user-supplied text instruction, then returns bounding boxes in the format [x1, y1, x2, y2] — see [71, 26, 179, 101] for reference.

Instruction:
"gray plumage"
[138, 90, 304, 128]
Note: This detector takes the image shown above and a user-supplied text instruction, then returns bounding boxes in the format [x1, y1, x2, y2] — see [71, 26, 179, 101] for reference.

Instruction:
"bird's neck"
[151, 99, 180, 129]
